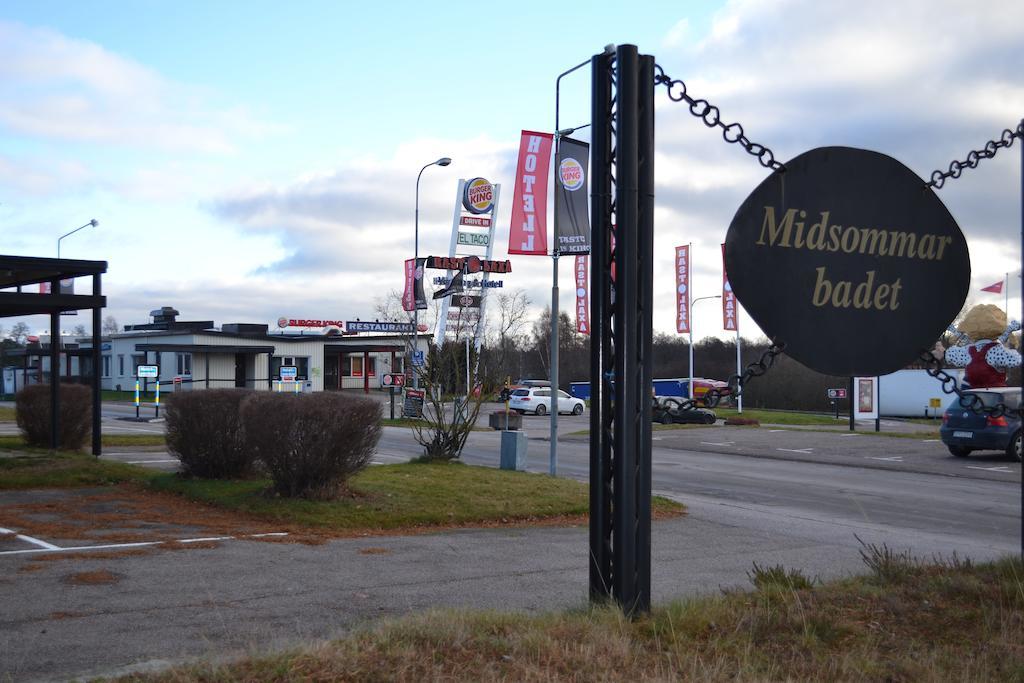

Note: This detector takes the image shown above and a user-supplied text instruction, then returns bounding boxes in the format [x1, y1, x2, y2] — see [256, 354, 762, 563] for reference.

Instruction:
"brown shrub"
[15, 384, 92, 449]
[725, 417, 760, 426]
[241, 392, 381, 500]
[165, 389, 255, 478]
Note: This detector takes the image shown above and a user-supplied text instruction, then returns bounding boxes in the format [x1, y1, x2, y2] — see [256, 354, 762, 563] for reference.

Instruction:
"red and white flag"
[575, 256, 589, 335]
[675, 245, 690, 333]
[508, 130, 553, 255]
[722, 243, 737, 331]
[981, 280, 1004, 294]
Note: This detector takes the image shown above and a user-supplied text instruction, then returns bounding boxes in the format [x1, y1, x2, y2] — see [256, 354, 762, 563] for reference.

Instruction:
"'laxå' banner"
[722, 243, 737, 331]
[555, 137, 591, 254]
[402, 258, 427, 311]
[675, 245, 689, 333]
[575, 255, 589, 334]
[508, 130, 553, 255]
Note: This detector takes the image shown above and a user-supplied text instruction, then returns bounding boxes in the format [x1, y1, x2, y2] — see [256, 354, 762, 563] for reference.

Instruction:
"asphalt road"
[1, 406, 1021, 681]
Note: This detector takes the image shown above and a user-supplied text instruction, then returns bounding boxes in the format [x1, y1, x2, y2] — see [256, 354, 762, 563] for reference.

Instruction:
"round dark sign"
[724, 146, 970, 377]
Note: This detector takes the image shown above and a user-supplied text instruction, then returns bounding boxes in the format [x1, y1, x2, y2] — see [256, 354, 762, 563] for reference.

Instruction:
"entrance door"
[234, 353, 246, 388]
[324, 354, 340, 391]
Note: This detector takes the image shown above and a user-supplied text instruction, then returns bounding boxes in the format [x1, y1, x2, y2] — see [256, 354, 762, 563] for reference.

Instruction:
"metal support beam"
[91, 273, 102, 456]
[49, 278, 60, 450]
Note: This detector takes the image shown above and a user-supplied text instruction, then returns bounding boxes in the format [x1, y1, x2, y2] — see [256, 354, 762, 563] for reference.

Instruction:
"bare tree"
[72, 324, 87, 337]
[9, 322, 29, 344]
[102, 315, 120, 336]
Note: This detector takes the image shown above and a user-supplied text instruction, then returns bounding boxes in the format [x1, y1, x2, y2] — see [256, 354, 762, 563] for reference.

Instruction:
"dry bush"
[15, 384, 91, 449]
[165, 389, 254, 478]
[241, 392, 381, 500]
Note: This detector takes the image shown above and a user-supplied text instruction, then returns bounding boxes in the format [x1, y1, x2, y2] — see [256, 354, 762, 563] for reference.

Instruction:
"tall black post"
[589, 47, 614, 602]
[1019, 118, 1023, 559]
[92, 273, 102, 456]
[49, 278, 61, 450]
[588, 44, 654, 615]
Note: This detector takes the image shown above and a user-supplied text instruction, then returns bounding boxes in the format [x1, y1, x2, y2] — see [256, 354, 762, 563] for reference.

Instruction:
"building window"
[176, 353, 192, 376]
[367, 357, 376, 377]
[118, 354, 125, 376]
[341, 355, 351, 376]
[102, 355, 111, 378]
[131, 354, 145, 377]
[350, 356, 363, 377]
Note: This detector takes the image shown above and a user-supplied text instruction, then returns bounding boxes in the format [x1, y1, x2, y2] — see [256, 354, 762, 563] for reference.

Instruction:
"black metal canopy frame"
[0, 255, 107, 455]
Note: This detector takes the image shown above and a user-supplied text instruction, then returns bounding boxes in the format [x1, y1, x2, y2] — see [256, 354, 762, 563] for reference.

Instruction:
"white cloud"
[0, 21, 276, 152]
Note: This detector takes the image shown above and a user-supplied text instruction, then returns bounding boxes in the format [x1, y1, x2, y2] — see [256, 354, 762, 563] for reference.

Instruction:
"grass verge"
[0, 451, 154, 489]
[113, 551, 1024, 682]
[147, 462, 684, 533]
[0, 434, 166, 451]
[714, 407, 841, 425]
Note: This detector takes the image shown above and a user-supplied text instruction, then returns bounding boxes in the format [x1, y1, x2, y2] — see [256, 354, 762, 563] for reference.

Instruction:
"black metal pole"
[91, 273, 102, 456]
[49, 280, 60, 450]
[589, 48, 613, 602]
[1019, 118, 1023, 559]
[635, 53, 656, 612]
[875, 376, 881, 433]
[849, 376, 855, 431]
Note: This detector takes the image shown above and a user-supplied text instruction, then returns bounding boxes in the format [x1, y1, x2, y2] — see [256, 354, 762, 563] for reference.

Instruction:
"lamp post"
[548, 44, 615, 477]
[413, 158, 451, 388]
[57, 219, 99, 258]
[689, 295, 722, 400]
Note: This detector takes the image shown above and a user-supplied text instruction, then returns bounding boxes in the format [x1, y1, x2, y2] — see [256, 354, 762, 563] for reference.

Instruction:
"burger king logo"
[277, 317, 289, 328]
[462, 177, 494, 214]
[559, 159, 584, 191]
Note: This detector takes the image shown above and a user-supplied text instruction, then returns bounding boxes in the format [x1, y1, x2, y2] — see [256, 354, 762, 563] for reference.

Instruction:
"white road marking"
[776, 448, 813, 454]
[840, 433, 861, 437]
[700, 441, 735, 447]
[0, 526, 60, 550]
[922, 439, 941, 443]
[768, 430, 788, 433]
[966, 466, 1013, 473]
[0, 532, 289, 556]
[867, 456, 904, 462]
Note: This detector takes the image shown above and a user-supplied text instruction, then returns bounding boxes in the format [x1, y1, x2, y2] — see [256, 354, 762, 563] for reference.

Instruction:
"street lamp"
[413, 158, 452, 388]
[689, 295, 722, 400]
[57, 219, 99, 258]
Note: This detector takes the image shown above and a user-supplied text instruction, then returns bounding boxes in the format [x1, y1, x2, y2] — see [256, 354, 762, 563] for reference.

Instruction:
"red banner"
[508, 130, 553, 255]
[402, 258, 416, 311]
[722, 243, 737, 331]
[575, 255, 589, 335]
[675, 245, 690, 333]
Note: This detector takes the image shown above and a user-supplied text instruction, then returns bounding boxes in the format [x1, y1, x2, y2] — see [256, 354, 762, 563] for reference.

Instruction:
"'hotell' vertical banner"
[575, 255, 589, 334]
[508, 130, 553, 255]
[722, 243, 737, 331]
[675, 245, 689, 333]
[555, 137, 591, 254]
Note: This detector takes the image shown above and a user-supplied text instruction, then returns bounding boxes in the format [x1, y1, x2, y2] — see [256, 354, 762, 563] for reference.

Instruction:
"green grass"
[113, 554, 1024, 682]
[148, 462, 683, 532]
[0, 433, 166, 451]
[0, 406, 15, 422]
[0, 451, 154, 489]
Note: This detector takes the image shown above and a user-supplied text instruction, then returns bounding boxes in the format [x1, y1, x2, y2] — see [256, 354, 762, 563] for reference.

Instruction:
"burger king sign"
[462, 177, 495, 214]
[559, 158, 584, 191]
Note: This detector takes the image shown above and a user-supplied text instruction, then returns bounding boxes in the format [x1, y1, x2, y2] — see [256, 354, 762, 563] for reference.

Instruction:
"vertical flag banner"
[555, 137, 591, 254]
[722, 243, 737, 331]
[508, 130, 553, 255]
[575, 255, 590, 334]
[675, 245, 690, 333]
[404, 257, 427, 311]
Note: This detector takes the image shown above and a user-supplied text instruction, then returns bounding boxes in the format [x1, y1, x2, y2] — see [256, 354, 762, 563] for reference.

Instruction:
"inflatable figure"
[944, 304, 1021, 387]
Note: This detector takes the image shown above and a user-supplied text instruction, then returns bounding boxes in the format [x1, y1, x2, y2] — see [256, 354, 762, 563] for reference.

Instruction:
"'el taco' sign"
[724, 146, 970, 377]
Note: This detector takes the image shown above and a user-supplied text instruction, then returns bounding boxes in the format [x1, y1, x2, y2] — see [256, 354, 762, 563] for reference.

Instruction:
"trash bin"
[500, 431, 528, 471]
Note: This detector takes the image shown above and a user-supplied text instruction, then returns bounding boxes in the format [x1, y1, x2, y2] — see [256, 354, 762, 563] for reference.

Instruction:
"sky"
[1, 0, 1022, 346]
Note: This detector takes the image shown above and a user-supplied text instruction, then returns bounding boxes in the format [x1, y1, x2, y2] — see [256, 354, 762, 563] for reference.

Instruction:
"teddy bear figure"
[944, 303, 1021, 388]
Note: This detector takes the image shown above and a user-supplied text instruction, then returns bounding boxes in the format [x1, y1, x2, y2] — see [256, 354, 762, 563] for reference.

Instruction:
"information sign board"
[382, 373, 406, 388]
[827, 388, 848, 399]
[137, 365, 159, 379]
[280, 366, 298, 381]
[402, 389, 425, 418]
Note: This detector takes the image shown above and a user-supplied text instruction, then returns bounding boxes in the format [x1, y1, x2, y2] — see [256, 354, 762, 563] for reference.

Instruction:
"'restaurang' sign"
[345, 321, 416, 334]
[724, 146, 970, 377]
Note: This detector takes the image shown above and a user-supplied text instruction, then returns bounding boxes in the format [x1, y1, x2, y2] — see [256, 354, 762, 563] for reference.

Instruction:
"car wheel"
[1006, 432, 1022, 461]
[947, 445, 972, 458]
[572, 403, 584, 416]
[535, 404, 547, 416]
[703, 413, 715, 425]
[658, 412, 673, 425]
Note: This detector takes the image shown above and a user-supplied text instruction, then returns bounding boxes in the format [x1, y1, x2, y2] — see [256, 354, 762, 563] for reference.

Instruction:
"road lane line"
[0, 526, 61, 550]
[966, 466, 1013, 473]
[777, 448, 813, 454]
[867, 456, 904, 462]
[700, 441, 735, 446]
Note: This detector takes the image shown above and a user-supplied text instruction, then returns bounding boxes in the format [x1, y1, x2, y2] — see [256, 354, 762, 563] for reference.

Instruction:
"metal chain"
[668, 341, 787, 412]
[917, 349, 1021, 418]
[926, 122, 1024, 189]
[653, 64, 785, 172]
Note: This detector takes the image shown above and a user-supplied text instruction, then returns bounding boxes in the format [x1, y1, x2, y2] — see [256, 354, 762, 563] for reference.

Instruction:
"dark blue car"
[939, 387, 1021, 460]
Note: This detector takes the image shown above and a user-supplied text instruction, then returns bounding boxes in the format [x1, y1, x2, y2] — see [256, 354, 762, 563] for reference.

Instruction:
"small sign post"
[402, 388, 425, 419]
[382, 373, 407, 419]
[136, 366, 159, 418]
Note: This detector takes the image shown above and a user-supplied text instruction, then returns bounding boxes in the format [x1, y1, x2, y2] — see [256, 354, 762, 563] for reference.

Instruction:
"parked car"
[509, 387, 585, 416]
[939, 387, 1021, 460]
[653, 397, 716, 425]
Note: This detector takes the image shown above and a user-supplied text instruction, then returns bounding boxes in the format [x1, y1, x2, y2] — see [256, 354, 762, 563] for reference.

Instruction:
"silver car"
[509, 387, 585, 416]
